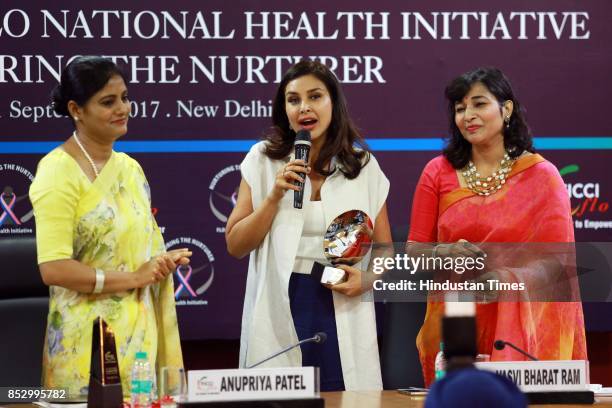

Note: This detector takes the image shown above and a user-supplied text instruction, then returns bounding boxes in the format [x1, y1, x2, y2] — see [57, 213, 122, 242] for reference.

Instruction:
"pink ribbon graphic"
[174, 265, 197, 298]
[0, 193, 21, 226]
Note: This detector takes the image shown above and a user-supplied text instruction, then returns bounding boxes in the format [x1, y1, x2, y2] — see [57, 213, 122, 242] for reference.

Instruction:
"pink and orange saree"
[408, 153, 587, 386]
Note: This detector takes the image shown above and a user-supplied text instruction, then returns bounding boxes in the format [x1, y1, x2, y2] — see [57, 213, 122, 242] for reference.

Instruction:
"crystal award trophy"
[312, 209, 374, 285]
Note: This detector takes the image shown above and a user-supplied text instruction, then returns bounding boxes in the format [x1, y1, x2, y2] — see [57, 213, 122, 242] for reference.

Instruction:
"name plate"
[475, 360, 589, 392]
[187, 367, 318, 402]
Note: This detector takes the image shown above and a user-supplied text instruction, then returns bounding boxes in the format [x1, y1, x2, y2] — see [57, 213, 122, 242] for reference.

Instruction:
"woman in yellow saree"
[29, 57, 190, 399]
[407, 67, 587, 386]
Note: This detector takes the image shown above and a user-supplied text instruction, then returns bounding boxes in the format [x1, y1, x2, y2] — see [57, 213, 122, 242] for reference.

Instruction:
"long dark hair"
[264, 60, 369, 179]
[51, 56, 126, 121]
[443, 67, 534, 169]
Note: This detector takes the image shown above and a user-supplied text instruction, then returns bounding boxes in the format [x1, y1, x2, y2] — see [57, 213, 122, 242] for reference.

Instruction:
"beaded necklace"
[73, 131, 100, 178]
[461, 152, 515, 196]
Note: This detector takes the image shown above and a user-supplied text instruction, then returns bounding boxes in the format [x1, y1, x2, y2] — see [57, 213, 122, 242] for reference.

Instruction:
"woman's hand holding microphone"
[269, 159, 310, 202]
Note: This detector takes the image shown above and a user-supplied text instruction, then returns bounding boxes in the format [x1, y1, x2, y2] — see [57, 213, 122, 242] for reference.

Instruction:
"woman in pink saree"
[408, 67, 587, 386]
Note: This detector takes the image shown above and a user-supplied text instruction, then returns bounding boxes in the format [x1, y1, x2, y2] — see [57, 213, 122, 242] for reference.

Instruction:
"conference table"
[5, 391, 612, 407]
[321, 390, 612, 408]
[0, 391, 612, 408]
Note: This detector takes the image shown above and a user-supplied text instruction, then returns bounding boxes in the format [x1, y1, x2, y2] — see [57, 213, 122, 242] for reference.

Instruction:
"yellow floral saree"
[30, 148, 182, 399]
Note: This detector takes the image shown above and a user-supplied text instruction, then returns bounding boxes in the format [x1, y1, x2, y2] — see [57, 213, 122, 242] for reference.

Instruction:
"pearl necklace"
[72, 131, 100, 178]
[462, 152, 515, 196]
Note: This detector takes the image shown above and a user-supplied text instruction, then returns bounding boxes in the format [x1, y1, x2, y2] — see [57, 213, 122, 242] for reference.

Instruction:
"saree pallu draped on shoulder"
[416, 154, 587, 386]
[30, 150, 182, 398]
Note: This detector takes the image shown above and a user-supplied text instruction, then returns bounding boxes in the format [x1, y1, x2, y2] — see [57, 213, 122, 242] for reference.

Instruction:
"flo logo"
[0, 163, 34, 234]
[560, 164, 610, 230]
[209, 164, 241, 233]
[165, 237, 215, 305]
[196, 376, 219, 394]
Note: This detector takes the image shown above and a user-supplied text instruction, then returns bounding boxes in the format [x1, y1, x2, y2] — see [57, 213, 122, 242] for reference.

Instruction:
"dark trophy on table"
[87, 317, 123, 408]
[312, 210, 374, 285]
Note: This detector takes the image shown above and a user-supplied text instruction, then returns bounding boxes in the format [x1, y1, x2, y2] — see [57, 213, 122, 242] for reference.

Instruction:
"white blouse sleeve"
[366, 153, 390, 218]
[240, 142, 262, 189]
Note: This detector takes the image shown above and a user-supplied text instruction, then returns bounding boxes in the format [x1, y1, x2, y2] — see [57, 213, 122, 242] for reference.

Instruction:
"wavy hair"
[443, 67, 535, 169]
[263, 60, 369, 179]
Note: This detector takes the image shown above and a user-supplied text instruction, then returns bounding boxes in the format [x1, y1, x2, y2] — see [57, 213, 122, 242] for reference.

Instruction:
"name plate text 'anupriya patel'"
[188, 367, 318, 402]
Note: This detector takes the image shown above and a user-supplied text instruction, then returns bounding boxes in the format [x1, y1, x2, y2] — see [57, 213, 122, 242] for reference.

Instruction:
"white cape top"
[238, 141, 390, 390]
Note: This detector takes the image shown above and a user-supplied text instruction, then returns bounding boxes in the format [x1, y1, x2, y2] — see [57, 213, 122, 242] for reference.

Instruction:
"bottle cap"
[136, 351, 148, 359]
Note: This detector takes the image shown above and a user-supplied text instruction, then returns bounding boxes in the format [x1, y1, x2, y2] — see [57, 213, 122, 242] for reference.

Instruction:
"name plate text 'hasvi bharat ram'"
[475, 360, 589, 392]
[188, 367, 317, 402]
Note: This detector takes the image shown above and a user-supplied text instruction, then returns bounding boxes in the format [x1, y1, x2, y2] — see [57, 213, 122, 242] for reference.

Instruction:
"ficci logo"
[560, 164, 609, 217]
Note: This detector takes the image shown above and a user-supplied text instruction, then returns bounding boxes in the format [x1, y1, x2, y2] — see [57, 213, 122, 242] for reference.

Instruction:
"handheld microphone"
[494, 339, 538, 361]
[293, 129, 311, 209]
[246, 332, 326, 369]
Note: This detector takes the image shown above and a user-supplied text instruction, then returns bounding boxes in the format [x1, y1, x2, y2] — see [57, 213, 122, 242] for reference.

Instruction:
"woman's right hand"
[435, 239, 485, 259]
[268, 159, 310, 202]
[134, 256, 170, 288]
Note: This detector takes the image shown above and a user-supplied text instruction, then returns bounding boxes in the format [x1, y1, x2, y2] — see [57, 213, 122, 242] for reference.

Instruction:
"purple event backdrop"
[1, 1, 610, 339]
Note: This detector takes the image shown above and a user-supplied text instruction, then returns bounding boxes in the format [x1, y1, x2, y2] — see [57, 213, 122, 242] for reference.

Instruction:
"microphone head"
[494, 340, 506, 351]
[314, 332, 327, 344]
[295, 129, 311, 143]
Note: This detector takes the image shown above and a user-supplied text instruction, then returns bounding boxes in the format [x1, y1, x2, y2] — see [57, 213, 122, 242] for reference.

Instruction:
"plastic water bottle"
[131, 351, 153, 408]
[434, 342, 446, 380]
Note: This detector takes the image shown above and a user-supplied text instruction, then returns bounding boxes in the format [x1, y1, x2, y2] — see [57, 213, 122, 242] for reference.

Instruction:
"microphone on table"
[246, 332, 327, 369]
[293, 129, 311, 209]
[494, 339, 538, 361]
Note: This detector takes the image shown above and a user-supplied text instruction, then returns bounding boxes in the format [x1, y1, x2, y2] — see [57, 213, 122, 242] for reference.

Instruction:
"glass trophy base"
[311, 262, 346, 285]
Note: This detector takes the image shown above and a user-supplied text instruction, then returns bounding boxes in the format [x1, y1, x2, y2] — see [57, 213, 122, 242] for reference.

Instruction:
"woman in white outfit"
[225, 60, 391, 391]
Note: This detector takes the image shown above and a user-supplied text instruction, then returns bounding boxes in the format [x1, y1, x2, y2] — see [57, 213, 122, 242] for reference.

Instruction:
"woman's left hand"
[158, 255, 177, 277]
[167, 248, 192, 266]
[152, 249, 192, 282]
[149, 255, 175, 282]
[326, 264, 371, 297]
